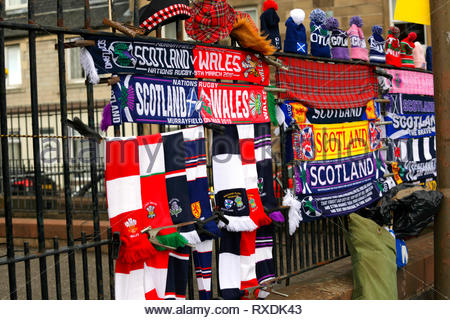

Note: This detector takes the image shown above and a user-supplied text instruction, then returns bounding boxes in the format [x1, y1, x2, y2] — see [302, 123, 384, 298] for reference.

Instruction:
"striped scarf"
[183, 126, 219, 300]
[216, 124, 273, 299]
[164, 126, 220, 299]
[254, 123, 282, 298]
[162, 131, 195, 300]
[106, 134, 181, 300]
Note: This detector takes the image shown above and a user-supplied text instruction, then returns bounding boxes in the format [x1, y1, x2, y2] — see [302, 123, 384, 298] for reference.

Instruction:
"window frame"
[235, 6, 259, 29]
[5, 44, 23, 89]
[66, 45, 86, 84]
[5, 0, 27, 11]
[389, 0, 428, 45]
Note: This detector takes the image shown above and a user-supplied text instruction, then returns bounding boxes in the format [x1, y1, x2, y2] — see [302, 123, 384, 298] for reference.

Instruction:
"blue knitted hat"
[372, 25, 383, 35]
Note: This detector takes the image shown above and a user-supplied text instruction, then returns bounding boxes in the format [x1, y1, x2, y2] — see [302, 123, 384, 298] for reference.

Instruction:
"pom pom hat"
[283, 9, 307, 54]
[260, 0, 281, 49]
[139, 0, 190, 32]
[185, 0, 236, 43]
[385, 26, 402, 67]
[326, 17, 350, 60]
[368, 25, 386, 64]
[309, 8, 331, 58]
[400, 32, 417, 68]
[347, 15, 368, 61]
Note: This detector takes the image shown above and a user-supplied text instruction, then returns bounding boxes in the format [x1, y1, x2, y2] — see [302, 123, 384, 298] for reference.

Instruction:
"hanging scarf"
[298, 181, 382, 222]
[294, 151, 385, 195]
[237, 124, 272, 228]
[276, 57, 378, 109]
[387, 69, 434, 95]
[81, 35, 269, 85]
[108, 75, 270, 128]
[182, 126, 220, 300]
[254, 123, 284, 298]
[278, 100, 380, 125]
[292, 121, 382, 161]
[212, 125, 257, 232]
[219, 229, 259, 300]
[161, 131, 197, 300]
[105, 135, 187, 300]
[385, 136, 436, 163]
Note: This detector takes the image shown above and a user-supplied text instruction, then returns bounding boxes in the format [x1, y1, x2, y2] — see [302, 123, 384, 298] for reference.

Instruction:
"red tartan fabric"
[275, 57, 379, 109]
[185, 0, 236, 43]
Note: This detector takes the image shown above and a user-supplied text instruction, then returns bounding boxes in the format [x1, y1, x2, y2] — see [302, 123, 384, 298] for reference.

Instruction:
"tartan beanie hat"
[388, 26, 400, 38]
[139, 0, 191, 32]
[185, 0, 237, 43]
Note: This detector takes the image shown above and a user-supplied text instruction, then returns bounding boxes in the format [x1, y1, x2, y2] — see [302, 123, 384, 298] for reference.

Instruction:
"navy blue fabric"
[254, 123, 278, 210]
[285, 130, 294, 164]
[260, 8, 281, 50]
[298, 181, 382, 222]
[184, 137, 220, 239]
[294, 152, 384, 195]
[193, 247, 213, 300]
[368, 32, 386, 64]
[165, 247, 190, 299]
[163, 132, 195, 230]
[426, 46, 432, 71]
[255, 225, 275, 283]
[219, 230, 245, 300]
[284, 17, 307, 54]
[310, 21, 331, 58]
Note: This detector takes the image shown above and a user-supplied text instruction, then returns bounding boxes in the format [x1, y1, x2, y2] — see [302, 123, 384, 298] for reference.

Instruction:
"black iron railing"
[0, 0, 349, 300]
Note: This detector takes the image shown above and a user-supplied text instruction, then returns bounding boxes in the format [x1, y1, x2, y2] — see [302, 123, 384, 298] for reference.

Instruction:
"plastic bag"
[358, 183, 443, 239]
[393, 189, 443, 239]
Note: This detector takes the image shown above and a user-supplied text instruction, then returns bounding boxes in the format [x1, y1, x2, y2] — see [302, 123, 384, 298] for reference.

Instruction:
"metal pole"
[430, 0, 450, 300]
[28, 0, 49, 299]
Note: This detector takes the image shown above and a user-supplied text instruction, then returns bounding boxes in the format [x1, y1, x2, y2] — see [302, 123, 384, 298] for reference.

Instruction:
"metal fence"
[0, 0, 348, 300]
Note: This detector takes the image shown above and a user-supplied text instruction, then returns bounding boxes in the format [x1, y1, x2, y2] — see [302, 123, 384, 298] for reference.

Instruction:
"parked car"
[10, 173, 57, 196]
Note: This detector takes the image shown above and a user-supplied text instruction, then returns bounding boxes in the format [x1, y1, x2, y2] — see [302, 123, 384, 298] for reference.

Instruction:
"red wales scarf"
[105, 134, 183, 300]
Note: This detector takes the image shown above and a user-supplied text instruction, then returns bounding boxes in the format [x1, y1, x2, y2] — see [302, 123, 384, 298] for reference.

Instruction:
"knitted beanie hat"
[388, 26, 400, 38]
[309, 8, 327, 24]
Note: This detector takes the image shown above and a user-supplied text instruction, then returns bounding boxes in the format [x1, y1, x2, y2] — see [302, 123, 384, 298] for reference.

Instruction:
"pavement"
[0, 245, 113, 300]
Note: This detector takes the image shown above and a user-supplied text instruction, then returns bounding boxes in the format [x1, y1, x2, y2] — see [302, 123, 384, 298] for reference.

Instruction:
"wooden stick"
[374, 98, 391, 104]
[56, 40, 95, 50]
[98, 76, 120, 85]
[264, 87, 288, 93]
[261, 55, 289, 71]
[376, 121, 393, 125]
[103, 18, 139, 37]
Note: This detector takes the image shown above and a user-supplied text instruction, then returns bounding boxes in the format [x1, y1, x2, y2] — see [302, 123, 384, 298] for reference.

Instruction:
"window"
[390, 0, 427, 44]
[5, 45, 22, 88]
[8, 130, 22, 172]
[6, 0, 27, 11]
[237, 6, 258, 28]
[162, 22, 178, 40]
[67, 46, 85, 82]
